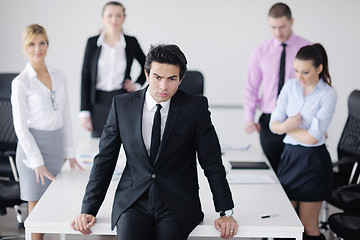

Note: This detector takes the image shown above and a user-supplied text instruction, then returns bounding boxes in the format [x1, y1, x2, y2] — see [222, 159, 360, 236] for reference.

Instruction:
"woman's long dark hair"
[295, 43, 332, 86]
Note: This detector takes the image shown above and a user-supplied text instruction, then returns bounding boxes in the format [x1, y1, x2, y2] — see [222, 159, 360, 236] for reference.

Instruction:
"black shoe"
[303, 233, 326, 240]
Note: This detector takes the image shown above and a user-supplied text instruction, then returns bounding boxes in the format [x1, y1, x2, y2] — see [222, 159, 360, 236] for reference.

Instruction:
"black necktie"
[150, 104, 162, 165]
[278, 43, 287, 96]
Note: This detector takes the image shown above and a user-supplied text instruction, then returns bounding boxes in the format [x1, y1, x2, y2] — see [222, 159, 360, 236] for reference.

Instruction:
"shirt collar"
[296, 78, 327, 92]
[316, 78, 327, 89]
[25, 62, 54, 78]
[273, 32, 296, 47]
[145, 89, 171, 111]
[97, 31, 126, 48]
[25, 62, 37, 78]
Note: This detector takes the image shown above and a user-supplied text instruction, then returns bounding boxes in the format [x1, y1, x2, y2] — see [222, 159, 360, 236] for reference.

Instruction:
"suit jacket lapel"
[124, 36, 131, 80]
[132, 88, 149, 162]
[91, 45, 101, 101]
[155, 91, 182, 164]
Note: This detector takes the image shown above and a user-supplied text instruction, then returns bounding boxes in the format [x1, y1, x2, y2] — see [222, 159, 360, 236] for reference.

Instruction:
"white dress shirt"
[142, 90, 170, 156]
[96, 31, 127, 91]
[11, 63, 75, 169]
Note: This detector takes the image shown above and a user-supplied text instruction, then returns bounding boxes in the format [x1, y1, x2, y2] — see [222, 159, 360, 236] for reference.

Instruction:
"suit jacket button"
[151, 174, 156, 179]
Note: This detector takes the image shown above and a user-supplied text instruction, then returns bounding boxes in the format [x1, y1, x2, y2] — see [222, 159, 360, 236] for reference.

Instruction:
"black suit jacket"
[81, 88, 234, 235]
[80, 34, 146, 111]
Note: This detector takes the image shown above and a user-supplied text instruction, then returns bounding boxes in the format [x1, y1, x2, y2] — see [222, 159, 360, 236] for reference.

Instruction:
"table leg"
[25, 228, 32, 240]
[295, 232, 303, 240]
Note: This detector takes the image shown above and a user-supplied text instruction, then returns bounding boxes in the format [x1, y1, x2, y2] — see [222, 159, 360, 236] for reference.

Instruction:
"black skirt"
[278, 144, 333, 202]
[91, 89, 126, 138]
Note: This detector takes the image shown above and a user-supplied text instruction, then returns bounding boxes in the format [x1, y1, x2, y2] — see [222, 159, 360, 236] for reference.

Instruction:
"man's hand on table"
[71, 214, 96, 235]
[215, 216, 238, 239]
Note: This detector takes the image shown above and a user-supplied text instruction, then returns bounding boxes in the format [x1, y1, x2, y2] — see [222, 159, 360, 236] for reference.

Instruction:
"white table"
[25, 139, 303, 239]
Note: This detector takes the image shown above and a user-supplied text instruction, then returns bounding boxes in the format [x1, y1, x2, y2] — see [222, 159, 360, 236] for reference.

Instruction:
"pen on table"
[261, 214, 271, 219]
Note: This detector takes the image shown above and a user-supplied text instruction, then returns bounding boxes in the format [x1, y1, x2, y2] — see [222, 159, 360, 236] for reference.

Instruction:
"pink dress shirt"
[244, 33, 312, 122]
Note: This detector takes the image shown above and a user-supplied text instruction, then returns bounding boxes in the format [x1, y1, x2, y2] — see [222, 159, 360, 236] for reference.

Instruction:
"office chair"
[328, 184, 360, 240]
[0, 99, 18, 181]
[328, 213, 360, 240]
[179, 70, 204, 95]
[319, 90, 360, 231]
[330, 90, 360, 206]
[0, 73, 25, 232]
[0, 73, 19, 181]
[0, 179, 24, 226]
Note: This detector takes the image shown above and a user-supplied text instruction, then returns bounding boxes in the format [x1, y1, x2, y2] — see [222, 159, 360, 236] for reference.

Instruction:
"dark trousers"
[116, 187, 187, 240]
[91, 89, 126, 138]
[259, 113, 285, 174]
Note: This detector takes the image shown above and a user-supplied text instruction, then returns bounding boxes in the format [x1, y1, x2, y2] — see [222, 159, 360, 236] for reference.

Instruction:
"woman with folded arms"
[11, 24, 83, 240]
[80, 1, 146, 137]
[270, 43, 337, 240]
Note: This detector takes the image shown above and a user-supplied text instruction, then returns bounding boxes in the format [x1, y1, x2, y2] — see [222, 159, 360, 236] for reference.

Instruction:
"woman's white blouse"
[96, 31, 127, 91]
[270, 78, 337, 147]
[11, 63, 75, 169]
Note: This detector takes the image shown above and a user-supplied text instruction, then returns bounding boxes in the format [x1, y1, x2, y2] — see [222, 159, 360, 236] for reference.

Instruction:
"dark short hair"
[144, 44, 187, 80]
[102, 1, 125, 16]
[296, 43, 332, 86]
[268, 2, 292, 20]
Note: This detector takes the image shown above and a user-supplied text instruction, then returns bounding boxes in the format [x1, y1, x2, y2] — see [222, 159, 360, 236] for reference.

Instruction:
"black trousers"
[259, 113, 285, 174]
[116, 187, 187, 240]
[91, 89, 126, 138]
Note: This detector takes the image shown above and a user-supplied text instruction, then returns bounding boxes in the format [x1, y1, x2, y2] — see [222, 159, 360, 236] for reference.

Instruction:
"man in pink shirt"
[244, 3, 311, 173]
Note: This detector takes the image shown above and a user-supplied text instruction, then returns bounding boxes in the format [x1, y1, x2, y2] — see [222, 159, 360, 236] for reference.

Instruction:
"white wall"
[1, 0, 359, 158]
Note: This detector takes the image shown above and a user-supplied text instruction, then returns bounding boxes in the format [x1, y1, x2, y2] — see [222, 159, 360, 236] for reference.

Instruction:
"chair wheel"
[319, 221, 329, 230]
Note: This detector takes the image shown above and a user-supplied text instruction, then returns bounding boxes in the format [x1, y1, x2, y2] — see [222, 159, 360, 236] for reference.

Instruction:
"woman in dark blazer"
[80, 1, 146, 137]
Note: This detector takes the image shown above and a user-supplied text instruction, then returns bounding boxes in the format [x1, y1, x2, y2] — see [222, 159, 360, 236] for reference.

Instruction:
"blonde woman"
[11, 24, 83, 240]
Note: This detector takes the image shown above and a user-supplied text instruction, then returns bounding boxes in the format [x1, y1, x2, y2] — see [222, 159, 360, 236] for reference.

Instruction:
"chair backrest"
[0, 99, 18, 181]
[0, 73, 18, 149]
[338, 90, 360, 159]
[0, 100, 17, 148]
[336, 90, 360, 185]
[0, 73, 18, 100]
[178, 70, 204, 95]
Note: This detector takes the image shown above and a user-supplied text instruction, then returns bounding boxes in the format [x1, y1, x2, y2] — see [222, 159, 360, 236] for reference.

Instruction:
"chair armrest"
[4, 151, 19, 182]
[4, 151, 16, 157]
[333, 156, 360, 168]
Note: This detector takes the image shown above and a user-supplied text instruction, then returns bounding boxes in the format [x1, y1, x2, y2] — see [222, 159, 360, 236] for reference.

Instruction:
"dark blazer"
[81, 88, 234, 235]
[80, 34, 146, 111]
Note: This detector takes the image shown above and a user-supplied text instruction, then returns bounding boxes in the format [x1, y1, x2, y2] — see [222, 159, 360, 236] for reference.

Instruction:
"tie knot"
[281, 43, 287, 48]
[156, 104, 162, 111]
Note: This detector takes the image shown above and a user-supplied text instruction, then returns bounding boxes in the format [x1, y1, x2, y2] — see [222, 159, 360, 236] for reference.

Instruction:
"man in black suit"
[71, 44, 238, 239]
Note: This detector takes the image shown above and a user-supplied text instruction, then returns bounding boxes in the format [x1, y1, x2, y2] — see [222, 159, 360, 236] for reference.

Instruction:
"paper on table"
[77, 152, 124, 178]
[227, 174, 276, 184]
[77, 153, 95, 165]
